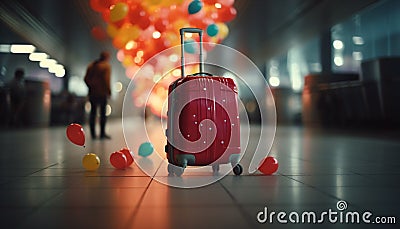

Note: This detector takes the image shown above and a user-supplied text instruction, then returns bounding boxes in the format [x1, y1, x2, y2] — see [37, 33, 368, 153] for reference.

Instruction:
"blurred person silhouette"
[8, 68, 26, 127]
[84, 51, 112, 139]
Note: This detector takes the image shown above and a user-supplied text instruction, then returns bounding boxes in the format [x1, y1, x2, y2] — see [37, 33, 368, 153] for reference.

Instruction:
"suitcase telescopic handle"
[180, 28, 204, 78]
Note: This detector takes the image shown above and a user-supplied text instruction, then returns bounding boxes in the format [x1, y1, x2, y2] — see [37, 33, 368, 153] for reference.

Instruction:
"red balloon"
[189, 17, 207, 30]
[258, 156, 279, 175]
[90, 0, 115, 13]
[128, 5, 144, 23]
[202, 0, 216, 4]
[218, 6, 237, 22]
[102, 10, 111, 23]
[66, 123, 85, 146]
[110, 151, 127, 169]
[154, 18, 168, 32]
[119, 148, 134, 166]
[91, 26, 107, 40]
[137, 15, 151, 30]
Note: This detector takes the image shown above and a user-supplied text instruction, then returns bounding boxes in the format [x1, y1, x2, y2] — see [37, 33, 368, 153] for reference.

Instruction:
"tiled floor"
[0, 118, 399, 229]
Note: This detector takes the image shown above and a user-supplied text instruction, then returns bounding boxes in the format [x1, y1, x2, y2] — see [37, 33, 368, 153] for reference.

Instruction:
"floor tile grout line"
[281, 174, 368, 209]
[28, 163, 60, 176]
[123, 160, 164, 229]
[219, 180, 261, 228]
[15, 189, 65, 229]
[0, 163, 60, 188]
[122, 178, 153, 229]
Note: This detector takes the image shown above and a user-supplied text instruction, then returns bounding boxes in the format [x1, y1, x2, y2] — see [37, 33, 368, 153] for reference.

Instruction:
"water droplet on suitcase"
[203, 87, 207, 91]
[224, 119, 227, 122]
[208, 107, 211, 110]
[203, 141, 206, 144]
[221, 141, 224, 144]
[194, 121, 198, 124]
[209, 127, 212, 131]
[222, 99, 226, 102]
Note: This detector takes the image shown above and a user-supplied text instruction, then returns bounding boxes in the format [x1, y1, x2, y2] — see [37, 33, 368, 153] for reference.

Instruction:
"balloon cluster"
[89, 0, 237, 78]
[66, 123, 101, 171]
[110, 142, 154, 169]
[110, 147, 134, 169]
[66, 123, 155, 170]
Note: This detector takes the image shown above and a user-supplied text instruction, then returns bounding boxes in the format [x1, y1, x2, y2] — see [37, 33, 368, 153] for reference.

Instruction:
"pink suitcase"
[165, 28, 242, 176]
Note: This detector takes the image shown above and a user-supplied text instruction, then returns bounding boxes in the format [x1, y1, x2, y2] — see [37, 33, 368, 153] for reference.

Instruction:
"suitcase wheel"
[233, 164, 243, 176]
[167, 163, 185, 177]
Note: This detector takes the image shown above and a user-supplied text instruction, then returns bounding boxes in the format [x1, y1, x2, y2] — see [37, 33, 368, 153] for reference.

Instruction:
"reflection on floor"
[0, 118, 399, 229]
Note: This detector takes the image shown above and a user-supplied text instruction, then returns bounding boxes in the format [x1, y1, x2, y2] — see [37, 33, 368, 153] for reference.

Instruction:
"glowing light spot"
[152, 31, 161, 39]
[137, 50, 144, 58]
[106, 104, 112, 116]
[334, 56, 344, 66]
[269, 76, 280, 87]
[125, 41, 136, 50]
[333, 40, 344, 50]
[114, 82, 123, 92]
[169, 54, 178, 62]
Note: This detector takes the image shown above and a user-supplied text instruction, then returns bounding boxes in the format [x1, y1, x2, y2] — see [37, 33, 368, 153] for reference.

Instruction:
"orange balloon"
[106, 23, 118, 38]
[66, 123, 85, 146]
[113, 24, 141, 49]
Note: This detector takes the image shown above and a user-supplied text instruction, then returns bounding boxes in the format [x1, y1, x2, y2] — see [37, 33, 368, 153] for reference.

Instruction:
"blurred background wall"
[1, 0, 399, 129]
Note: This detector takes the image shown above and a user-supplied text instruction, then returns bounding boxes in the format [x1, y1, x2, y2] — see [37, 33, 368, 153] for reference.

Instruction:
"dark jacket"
[84, 60, 111, 98]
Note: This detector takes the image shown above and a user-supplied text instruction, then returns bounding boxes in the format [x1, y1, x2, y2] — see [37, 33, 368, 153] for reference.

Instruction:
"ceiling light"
[29, 52, 48, 61]
[55, 68, 65, 77]
[10, 44, 36, 53]
[352, 36, 364, 45]
[352, 51, 363, 61]
[269, 76, 280, 87]
[0, 44, 11, 53]
[39, 58, 57, 68]
[332, 40, 344, 50]
[49, 64, 64, 73]
[334, 56, 343, 66]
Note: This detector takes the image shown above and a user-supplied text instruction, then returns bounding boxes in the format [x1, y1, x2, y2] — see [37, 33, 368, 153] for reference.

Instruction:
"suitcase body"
[165, 28, 242, 176]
